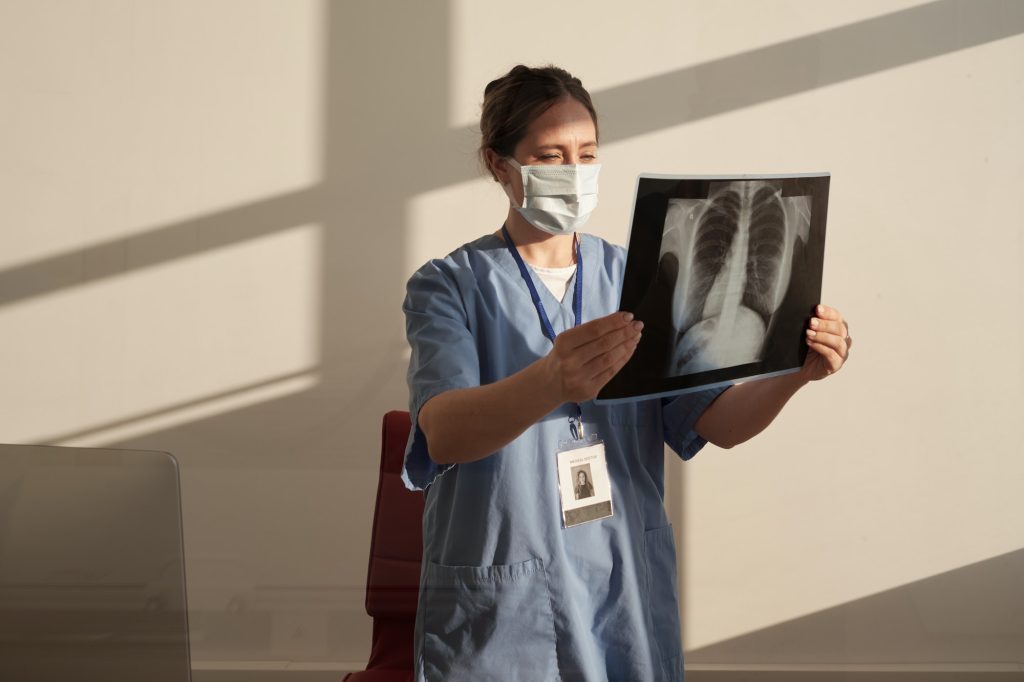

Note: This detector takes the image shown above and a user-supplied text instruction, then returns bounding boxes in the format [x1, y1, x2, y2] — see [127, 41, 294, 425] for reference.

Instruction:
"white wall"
[2, 0, 1022, 673]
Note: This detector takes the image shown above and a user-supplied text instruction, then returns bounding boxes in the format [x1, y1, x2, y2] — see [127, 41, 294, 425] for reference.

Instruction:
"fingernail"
[817, 305, 824, 314]
[806, 329, 816, 337]
[810, 318, 819, 328]
[622, 311, 634, 322]
[632, 321, 644, 331]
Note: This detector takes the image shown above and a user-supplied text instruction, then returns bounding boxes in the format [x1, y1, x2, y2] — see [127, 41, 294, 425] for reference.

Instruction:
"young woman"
[401, 64, 851, 681]
[574, 470, 595, 500]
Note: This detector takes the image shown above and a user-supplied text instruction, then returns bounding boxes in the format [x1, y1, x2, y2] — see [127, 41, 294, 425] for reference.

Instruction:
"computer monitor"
[0, 444, 191, 682]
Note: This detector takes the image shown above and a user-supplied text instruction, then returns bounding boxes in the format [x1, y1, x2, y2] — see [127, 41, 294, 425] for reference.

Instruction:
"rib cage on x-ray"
[661, 180, 811, 375]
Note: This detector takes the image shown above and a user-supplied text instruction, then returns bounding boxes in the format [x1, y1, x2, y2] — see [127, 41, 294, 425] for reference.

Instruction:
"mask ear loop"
[501, 157, 523, 208]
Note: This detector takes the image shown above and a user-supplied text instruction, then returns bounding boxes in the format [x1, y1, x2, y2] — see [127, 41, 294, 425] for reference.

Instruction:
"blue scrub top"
[402, 232, 728, 681]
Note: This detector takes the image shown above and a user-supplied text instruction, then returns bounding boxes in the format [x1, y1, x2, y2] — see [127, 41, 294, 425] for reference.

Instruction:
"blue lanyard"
[500, 224, 583, 341]
[501, 224, 587, 439]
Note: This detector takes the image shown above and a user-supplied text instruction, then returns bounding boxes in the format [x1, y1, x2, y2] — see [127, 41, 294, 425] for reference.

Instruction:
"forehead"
[521, 97, 596, 147]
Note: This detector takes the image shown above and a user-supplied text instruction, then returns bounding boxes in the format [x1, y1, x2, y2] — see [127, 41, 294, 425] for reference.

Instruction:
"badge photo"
[556, 441, 613, 528]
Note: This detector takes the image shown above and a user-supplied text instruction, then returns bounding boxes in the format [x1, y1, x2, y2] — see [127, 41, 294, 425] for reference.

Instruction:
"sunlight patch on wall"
[404, 178, 500, 278]
[0, 0, 323, 269]
[446, 0, 930, 129]
[49, 371, 319, 448]
[448, 0, 693, 128]
[0, 223, 322, 445]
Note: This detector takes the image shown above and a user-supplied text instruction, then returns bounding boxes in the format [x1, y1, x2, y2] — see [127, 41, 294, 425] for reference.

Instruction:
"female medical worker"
[401, 65, 851, 681]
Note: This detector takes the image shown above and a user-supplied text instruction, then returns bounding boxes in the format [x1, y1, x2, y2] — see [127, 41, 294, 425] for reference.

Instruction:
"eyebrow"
[535, 141, 599, 151]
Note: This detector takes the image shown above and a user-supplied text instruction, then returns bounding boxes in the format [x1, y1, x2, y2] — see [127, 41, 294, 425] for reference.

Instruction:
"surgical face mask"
[502, 158, 601, 236]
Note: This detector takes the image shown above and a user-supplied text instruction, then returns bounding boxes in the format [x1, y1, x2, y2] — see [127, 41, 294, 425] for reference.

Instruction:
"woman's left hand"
[799, 304, 852, 382]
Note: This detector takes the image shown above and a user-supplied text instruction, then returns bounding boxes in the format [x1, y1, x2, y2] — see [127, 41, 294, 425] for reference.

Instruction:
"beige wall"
[2, 0, 1022, 673]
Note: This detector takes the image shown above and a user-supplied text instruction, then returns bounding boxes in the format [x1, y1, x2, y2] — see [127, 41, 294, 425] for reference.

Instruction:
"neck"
[498, 211, 577, 268]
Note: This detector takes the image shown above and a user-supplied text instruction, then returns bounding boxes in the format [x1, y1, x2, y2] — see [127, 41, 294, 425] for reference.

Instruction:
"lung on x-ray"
[597, 173, 829, 404]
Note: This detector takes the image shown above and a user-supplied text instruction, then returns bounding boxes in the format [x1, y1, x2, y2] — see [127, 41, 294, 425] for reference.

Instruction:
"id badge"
[556, 416, 614, 528]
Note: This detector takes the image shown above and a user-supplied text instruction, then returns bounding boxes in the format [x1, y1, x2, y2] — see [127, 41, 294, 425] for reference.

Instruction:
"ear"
[485, 149, 511, 185]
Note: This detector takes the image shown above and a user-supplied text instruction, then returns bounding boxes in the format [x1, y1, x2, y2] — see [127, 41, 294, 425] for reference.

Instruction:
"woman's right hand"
[420, 311, 642, 465]
[542, 311, 643, 403]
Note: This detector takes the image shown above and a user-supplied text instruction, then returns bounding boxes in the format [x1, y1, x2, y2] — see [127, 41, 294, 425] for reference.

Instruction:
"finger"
[591, 341, 639, 388]
[809, 316, 847, 338]
[814, 304, 845, 325]
[575, 320, 643, 364]
[592, 364, 621, 391]
[805, 329, 848, 358]
[807, 339, 843, 373]
[560, 311, 634, 349]
[584, 333, 639, 377]
[582, 333, 639, 378]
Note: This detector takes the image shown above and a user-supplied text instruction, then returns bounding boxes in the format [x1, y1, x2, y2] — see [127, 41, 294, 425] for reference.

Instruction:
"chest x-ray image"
[663, 180, 811, 373]
[598, 173, 829, 404]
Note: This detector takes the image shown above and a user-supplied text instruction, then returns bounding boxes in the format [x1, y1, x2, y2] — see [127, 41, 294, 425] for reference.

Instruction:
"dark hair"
[479, 64, 598, 181]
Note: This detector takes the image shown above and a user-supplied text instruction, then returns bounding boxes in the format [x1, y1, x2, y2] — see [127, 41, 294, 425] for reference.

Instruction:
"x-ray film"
[597, 173, 829, 404]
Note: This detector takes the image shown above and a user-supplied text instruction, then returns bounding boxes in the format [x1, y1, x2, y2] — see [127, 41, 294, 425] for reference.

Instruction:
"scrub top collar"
[486, 231, 587, 327]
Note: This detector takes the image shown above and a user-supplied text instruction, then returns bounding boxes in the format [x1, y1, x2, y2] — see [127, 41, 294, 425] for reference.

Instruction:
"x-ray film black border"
[599, 173, 830, 403]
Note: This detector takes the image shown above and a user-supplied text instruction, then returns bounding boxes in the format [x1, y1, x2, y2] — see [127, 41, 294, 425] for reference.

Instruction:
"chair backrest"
[364, 410, 423, 618]
[344, 411, 422, 680]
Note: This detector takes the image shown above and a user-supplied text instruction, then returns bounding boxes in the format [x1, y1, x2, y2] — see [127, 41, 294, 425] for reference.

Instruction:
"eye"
[539, 154, 561, 161]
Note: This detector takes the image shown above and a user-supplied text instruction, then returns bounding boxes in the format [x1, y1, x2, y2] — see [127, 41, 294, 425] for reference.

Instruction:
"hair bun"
[486, 64, 531, 95]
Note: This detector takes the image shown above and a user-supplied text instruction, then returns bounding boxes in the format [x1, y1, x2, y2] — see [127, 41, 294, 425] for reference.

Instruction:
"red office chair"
[344, 411, 423, 682]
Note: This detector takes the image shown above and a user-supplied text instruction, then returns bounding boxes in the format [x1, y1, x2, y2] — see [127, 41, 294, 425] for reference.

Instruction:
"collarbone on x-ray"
[661, 180, 811, 375]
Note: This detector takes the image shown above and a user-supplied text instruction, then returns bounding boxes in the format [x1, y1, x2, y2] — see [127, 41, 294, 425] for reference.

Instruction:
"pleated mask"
[502, 158, 601, 235]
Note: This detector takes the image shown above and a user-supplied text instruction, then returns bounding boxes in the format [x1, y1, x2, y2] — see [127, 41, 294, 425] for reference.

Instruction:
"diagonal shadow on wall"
[684, 547, 1024, 666]
[3, 0, 1023, 310]
[6, 0, 1023, 663]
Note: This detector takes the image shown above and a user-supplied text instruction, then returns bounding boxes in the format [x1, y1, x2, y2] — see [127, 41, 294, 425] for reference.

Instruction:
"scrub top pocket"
[420, 556, 559, 682]
[644, 524, 684, 679]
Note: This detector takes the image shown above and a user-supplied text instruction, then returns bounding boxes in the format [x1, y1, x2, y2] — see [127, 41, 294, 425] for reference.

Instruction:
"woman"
[401, 64, 851, 681]
[574, 470, 595, 500]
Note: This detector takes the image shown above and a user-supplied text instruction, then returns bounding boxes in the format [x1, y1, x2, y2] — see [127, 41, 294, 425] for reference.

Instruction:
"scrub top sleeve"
[401, 261, 481, 491]
[662, 385, 730, 461]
